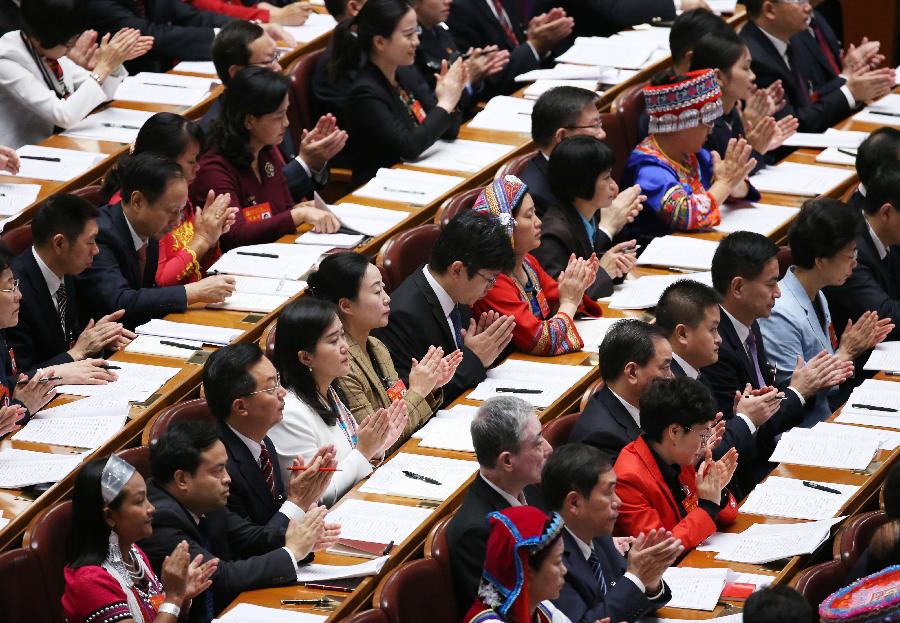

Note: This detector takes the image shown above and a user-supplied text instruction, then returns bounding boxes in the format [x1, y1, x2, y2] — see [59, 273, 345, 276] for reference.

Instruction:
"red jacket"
[613, 436, 738, 550]
[188, 0, 270, 21]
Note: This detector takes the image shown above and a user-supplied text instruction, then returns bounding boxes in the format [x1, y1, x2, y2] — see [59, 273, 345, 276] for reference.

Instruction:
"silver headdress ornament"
[101, 454, 136, 504]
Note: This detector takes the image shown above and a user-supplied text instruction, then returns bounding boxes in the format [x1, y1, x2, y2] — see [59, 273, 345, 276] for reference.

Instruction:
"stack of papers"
[661, 567, 727, 611]
[816, 147, 857, 166]
[609, 272, 713, 310]
[836, 379, 900, 429]
[136, 319, 243, 346]
[0, 448, 86, 487]
[750, 161, 856, 196]
[406, 139, 517, 173]
[208, 243, 324, 280]
[61, 108, 155, 143]
[853, 93, 900, 126]
[295, 555, 388, 582]
[516, 65, 614, 82]
[768, 427, 879, 469]
[812, 421, 900, 451]
[574, 317, 624, 352]
[635, 236, 719, 271]
[715, 202, 800, 236]
[556, 38, 655, 69]
[172, 61, 218, 76]
[781, 129, 868, 149]
[412, 404, 478, 452]
[327, 203, 408, 237]
[35, 396, 131, 419]
[282, 12, 337, 43]
[10, 145, 106, 182]
[125, 334, 205, 359]
[468, 359, 591, 408]
[0, 183, 40, 216]
[863, 341, 900, 372]
[214, 603, 327, 623]
[206, 274, 305, 314]
[358, 453, 478, 501]
[56, 360, 180, 401]
[739, 476, 858, 520]
[714, 517, 845, 564]
[295, 232, 365, 248]
[325, 499, 432, 556]
[705, 0, 738, 12]
[640, 615, 742, 623]
[115, 72, 216, 106]
[353, 169, 465, 205]
[523, 79, 601, 99]
[467, 96, 536, 133]
[13, 415, 127, 449]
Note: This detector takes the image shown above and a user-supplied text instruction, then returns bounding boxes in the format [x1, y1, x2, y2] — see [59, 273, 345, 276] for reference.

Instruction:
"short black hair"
[541, 443, 613, 512]
[640, 376, 717, 443]
[689, 29, 746, 75]
[856, 127, 900, 187]
[865, 161, 900, 216]
[655, 280, 723, 337]
[306, 251, 371, 304]
[68, 457, 129, 568]
[711, 231, 779, 295]
[429, 210, 515, 277]
[744, 586, 815, 623]
[743, 0, 766, 19]
[202, 343, 265, 422]
[150, 421, 222, 485]
[324, 0, 348, 18]
[884, 462, 900, 519]
[597, 319, 667, 381]
[670, 8, 729, 66]
[548, 136, 615, 205]
[21, 0, 88, 48]
[789, 199, 863, 269]
[212, 20, 266, 84]
[531, 86, 599, 148]
[121, 153, 185, 206]
[31, 194, 99, 247]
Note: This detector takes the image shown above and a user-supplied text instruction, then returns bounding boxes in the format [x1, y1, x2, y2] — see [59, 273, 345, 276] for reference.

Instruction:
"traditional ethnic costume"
[471, 176, 603, 356]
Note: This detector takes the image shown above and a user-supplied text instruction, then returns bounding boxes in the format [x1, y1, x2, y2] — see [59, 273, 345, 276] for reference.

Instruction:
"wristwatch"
[89, 72, 104, 86]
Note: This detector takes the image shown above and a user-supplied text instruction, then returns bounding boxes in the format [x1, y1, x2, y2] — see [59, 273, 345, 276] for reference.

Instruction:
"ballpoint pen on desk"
[101, 122, 141, 130]
[868, 110, 900, 118]
[802, 481, 842, 495]
[851, 403, 898, 413]
[401, 469, 442, 485]
[281, 597, 335, 606]
[236, 251, 279, 258]
[16, 375, 62, 385]
[382, 540, 395, 555]
[142, 82, 189, 88]
[382, 186, 425, 195]
[837, 148, 858, 158]
[20, 155, 60, 162]
[99, 365, 121, 370]
[159, 340, 203, 350]
[495, 387, 543, 394]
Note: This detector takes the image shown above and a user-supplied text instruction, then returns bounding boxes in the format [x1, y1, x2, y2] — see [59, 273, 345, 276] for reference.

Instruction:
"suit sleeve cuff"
[840, 84, 857, 108]
[736, 413, 757, 435]
[788, 386, 806, 406]
[284, 546, 301, 577]
[622, 571, 645, 594]
[294, 155, 327, 184]
[280, 500, 306, 521]
[526, 42, 541, 62]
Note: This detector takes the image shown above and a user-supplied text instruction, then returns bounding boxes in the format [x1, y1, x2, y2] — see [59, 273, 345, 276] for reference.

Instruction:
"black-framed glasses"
[476, 271, 499, 287]
[565, 120, 604, 130]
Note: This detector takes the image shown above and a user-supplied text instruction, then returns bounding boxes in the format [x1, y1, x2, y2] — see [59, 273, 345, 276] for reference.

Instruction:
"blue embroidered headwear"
[472, 175, 528, 244]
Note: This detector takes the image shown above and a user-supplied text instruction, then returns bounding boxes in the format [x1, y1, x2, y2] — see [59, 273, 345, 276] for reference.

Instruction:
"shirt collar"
[228, 424, 263, 464]
[31, 246, 62, 295]
[122, 210, 147, 251]
[577, 211, 597, 243]
[858, 182, 867, 197]
[564, 527, 593, 561]
[672, 352, 700, 379]
[607, 387, 640, 427]
[721, 306, 752, 345]
[867, 218, 889, 260]
[480, 473, 524, 507]
[423, 264, 458, 319]
[646, 438, 681, 482]
[759, 24, 790, 59]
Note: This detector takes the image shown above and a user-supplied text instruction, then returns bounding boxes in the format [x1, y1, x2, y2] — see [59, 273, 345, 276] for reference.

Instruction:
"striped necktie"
[587, 548, 608, 595]
[259, 443, 277, 498]
[56, 282, 67, 336]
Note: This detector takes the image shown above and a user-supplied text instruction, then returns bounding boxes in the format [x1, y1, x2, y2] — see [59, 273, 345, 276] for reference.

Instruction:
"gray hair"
[471, 396, 535, 468]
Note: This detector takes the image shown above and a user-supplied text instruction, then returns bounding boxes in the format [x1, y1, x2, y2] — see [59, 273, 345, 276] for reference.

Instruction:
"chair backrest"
[377, 558, 459, 623]
[434, 187, 482, 229]
[495, 149, 539, 181]
[777, 245, 793, 280]
[24, 500, 73, 623]
[793, 559, 849, 611]
[72, 184, 106, 207]
[145, 398, 215, 444]
[425, 513, 453, 577]
[835, 510, 891, 568]
[599, 110, 632, 185]
[263, 320, 278, 361]
[579, 377, 604, 413]
[117, 446, 152, 480]
[542, 412, 580, 449]
[376, 223, 440, 294]
[840, 181, 859, 204]
[1, 224, 33, 257]
[346, 609, 390, 623]
[0, 548, 55, 623]
[286, 48, 326, 144]
[613, 81, 648, 151]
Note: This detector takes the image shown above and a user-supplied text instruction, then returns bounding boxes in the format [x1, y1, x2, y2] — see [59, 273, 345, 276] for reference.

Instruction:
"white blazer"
[268, 389, 374, 507]
[0, 30, 127, 148]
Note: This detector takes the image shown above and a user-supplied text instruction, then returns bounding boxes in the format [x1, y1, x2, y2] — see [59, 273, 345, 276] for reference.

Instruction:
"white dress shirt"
[607, 387, 640, 429]
[423, 265, 462, 347]
[479, 473, 524, 506]
[674, 351, 758, 434]
[867, 219, 889, 260]
[31, 247, 63, 315]
[563, 527, 655, 596]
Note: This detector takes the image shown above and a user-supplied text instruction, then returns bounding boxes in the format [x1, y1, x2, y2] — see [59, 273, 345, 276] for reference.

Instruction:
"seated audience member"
[412, 0, 509, 111]
[761, 199, 889, 425]
[374, 210, 515, 404]
[140, 421, 339, 622]
[203, 343, 339, 526]
[848, 127, 900, 211]
[542, 443, 677, 623]
[471, 175, 602, 356]
[192, 67, 339, 249]
[269, 297, 407, 506]
[522, 86, 607, 217]
[77, 153, 236, 329]
[335, 0, 465, 185]
[570, 320, 672, 461]
[536, 136, 641, 299]
[208, 21, 347, 202]
[312, 0, 366, 124]
[102, 113, 237, 287]
[690, 29, 798, 172]
[307, 252, 460, 448]
[703, 232, 849, 452]
[613, 376, 739, 550]
[448, 396, 552, 609]
[826, 162, 900, 341]
[462, 506, 569, 623]
[624, 70, 758, 240]
[445, 0, 571, 98]
[743, 586, 815, 623]
[189, 0, 310, 24]
[8, 194, 133, 379]
[0, 0, 151, 148]
[740, 0, 894, 133]
[63, 455, 217, 623]
[531, 0, 707, 40]
[850, 463, 900, 580]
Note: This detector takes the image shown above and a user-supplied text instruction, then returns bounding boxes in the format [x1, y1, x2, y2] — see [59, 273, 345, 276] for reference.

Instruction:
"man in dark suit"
[847, 128, 900, 213]
[374, 210, 515, 405]
[206, 21, 346, 202]
[140, 421, 337, 623]
[542, 443, 677, 623]
[531, 0, 708, 40]
[740, 0, 894, 133]
[8, 194, 134, 377]
[76, 153, 236, 330]
[570, 319, 671, 461]
[447, 396, 552, 609]
[445, 0, 571, 97]
[203, 343, 337, 527]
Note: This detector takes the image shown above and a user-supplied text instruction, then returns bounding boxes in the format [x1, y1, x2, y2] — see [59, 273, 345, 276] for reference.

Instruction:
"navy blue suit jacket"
[569, 385, 639, 462]
[519, 153, 557, 218]
[220, 423, 290, 529]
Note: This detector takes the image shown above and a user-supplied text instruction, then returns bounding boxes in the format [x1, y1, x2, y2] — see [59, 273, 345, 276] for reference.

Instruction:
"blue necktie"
[197, 517, 216, 622]
[449, 306, 463, 349]
[587, 549, 608, 595]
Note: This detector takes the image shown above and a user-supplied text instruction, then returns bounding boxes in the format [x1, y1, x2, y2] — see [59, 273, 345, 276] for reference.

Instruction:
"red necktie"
[492, 0, 519, 47]
[812, 23, 841, 75]
[45, 58, 63, 81]
[259, 444, 277, 498]
[137, 243, 148, 282]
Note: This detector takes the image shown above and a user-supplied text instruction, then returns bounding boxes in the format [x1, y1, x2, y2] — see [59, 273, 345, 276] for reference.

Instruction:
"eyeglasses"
[774, 0, 811, 4]
[250, 49, 283, 68]
[476, 271, 499, 287]
[683, 425, 712, 445]
[241, 372, 282, 397]
[0, 279, 19, 295]
[565, 120, 604, 130]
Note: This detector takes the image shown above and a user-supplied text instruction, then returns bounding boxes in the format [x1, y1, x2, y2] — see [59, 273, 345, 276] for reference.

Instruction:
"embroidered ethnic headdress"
[643, 69, 724, 134]
[819, 565, 900, 622]
[471, 175, 528, 243]
[477, 506, 565, 622]
[100, 454, 135, 504]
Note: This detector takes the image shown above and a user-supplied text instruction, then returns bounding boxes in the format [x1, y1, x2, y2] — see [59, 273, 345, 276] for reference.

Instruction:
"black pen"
[802, 480, 842, 495]
[20, 155, 60, 162]
[159, 339, 202, 350]
[401, 469, 442, 485]
[101, 122, 141, 130]
[382, 540, 395, 555]
[99, 365, 121, 370]
[837, 148, 858, 158]
[236, 251, 279, 258]
[851, 403, 898, 413]
[281, 598, 333, 606]
[143, 82, 189, 88]
[495, 387, 543, 394]
[868, 110, 900, 118]
[16, 375, 62, 385]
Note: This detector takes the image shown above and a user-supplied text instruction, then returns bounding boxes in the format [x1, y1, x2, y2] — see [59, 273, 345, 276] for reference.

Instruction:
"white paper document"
[406, 139, 516, 173]
[696, 532, 741, 553]
[13, 415, 127, 449]
[516, 65, 613, 82]
[714, 517, 845, 564]
[295, 232, 365, 248]
[10, 145, 106, 182]
[230, 275, 306, 297]
[854, 93, 900, 125]
[172, 61, 218, 75]
[557, 39, 654, 69]
[125, 334, 205, 359]
[0, 183, 40, 216]
[411, 404, 478, 440]
[635, 236, 719, 271]
[115, 74, 214, 106]
[705, 0, 738, 12]
[282, 12, 337, 42]
[468, 360, 590, 407]
[0, 449, 85, 487]
[640, 615, 742, 623]
[327, 203, 408, 237]
[816, 147, 857, 166]
[358, 453, 478, 501]
[608, 272, 713, 310]
[749, 161, 855, 196]
[325, 499, 432, 548]
[467, 96, 536, 133]
[136, 319, 243, 346]
[863, 341, 900, 372]
[353, 168, 465, 205]
[215, 603, 327, 623]
[739, 476, 858, 520]
[209, 244, 323, 280]
[418, 423, 475, 452]
[574, 317, 624, 352]
[768, 427, 878, 470]
[61, 108, 156, 143]
[781, 130, 868, 149]
[836, 379, 900, 428]
[812, 421, 900, 451]
[56, 360, 180, 401]
[207, 291, 289, 313]
[714, 202, 799, 236]
[35, 395, 132, 419]
[295, 555, 388, 582]
[661, 567, 727, 611]
[523, 79, 601, 99]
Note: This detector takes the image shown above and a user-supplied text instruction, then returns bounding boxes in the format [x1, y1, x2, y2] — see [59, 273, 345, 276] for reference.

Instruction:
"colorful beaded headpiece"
[472, 175, 528, 242]
[643, 69, 724, 134]
[820, 565, 900, 622]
